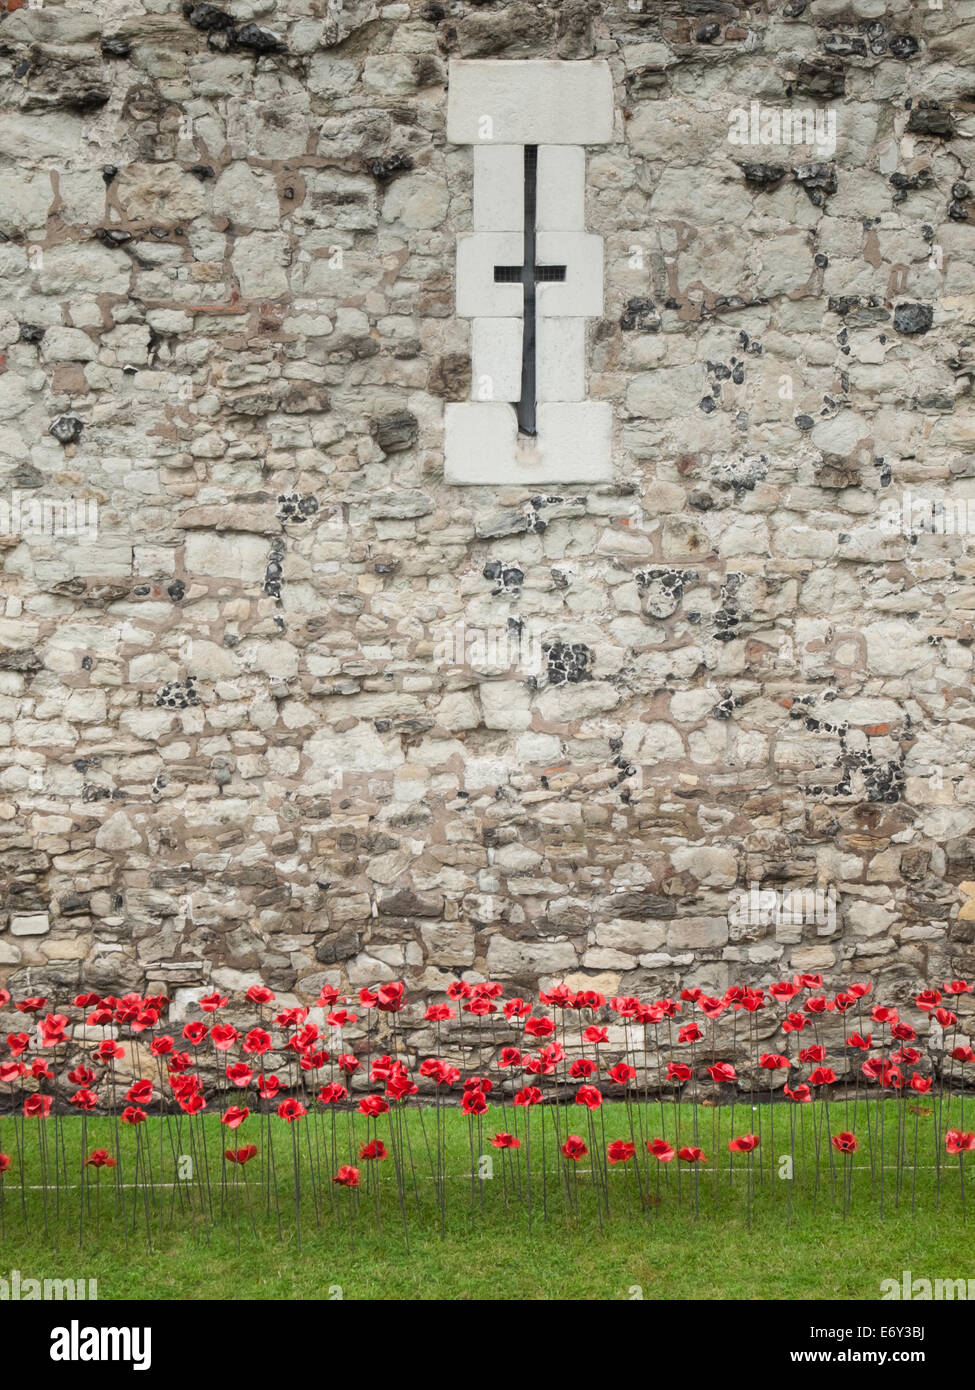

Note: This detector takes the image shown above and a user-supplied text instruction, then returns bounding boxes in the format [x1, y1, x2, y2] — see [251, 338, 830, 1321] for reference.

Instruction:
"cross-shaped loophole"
[492, 145, 566, 438]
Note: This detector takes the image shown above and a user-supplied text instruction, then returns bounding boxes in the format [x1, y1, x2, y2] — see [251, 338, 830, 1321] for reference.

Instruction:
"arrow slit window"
[445, 60, 614, 485]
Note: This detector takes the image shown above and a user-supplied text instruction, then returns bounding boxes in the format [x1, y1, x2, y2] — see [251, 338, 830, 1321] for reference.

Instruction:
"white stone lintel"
[447, 60, 614, 147]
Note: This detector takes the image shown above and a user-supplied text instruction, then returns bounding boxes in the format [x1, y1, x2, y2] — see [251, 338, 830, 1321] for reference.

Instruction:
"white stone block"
[537, 317, 585, 402]
[456, 233, 524, 317]
[536, 402, 612, 479]
[537, 146, 586, 230]
[473, 145, 524, 231]
[447, 60, 614, 146]
[536, 232, 604, 317]
[472, 318, 522, 402]
[445, 401, 611, 485]
[11, 912, 50, 936]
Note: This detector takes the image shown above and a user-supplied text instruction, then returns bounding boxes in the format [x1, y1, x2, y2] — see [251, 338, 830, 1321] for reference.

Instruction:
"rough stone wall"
[1, 0, 974, 1035]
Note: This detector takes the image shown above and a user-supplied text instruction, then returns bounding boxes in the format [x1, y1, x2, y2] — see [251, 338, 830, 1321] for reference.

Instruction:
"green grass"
[0, 1098, 971, 1300]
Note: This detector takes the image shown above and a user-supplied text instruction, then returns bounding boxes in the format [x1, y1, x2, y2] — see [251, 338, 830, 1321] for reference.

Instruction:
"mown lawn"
[0, 1098, 970, 1300]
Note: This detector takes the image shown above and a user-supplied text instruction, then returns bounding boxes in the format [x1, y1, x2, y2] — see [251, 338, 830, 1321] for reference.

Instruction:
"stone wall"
[1, 0, 974, 1031]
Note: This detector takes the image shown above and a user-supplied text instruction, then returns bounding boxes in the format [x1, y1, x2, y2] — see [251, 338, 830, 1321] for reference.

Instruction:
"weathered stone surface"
[0, 3, 965, 1046]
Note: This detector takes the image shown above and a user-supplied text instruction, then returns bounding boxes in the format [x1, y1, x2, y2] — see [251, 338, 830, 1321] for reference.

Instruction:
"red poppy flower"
[121, 1106, 147, 1125]
[182, 1022, 208, 1047]
[666, 1062, 692, 1084]
[846, 1031, 872, 1050]
[210, 1024, 239, 1052]
[891, 1021, 917, 1042]
[607, 1139, 636, 1164]
[910, 1074, 932, 1093]
[126, 1079, 153, 1105]
[871, 1005, 898, 1024]
[570, 1058, 598, 1079]
[782, 1012, 807, 1033]
[491, 1133, 521, 1149]
[32, 1059, 53, 1081]
[317, 985, 341, 1008]
[167, 1051, 192, 1074]
[150, 1035, 174, 1057]
[0, 1062, 26, 1083]
[386, 1071, 418, 1102]
[276, 1098, 306, 1123]
[84, 1149, 115, 1168]
[242, 1028, 272, 1055]
[0, 990, 9, 1008]
[39, 1013, 70, 1047]
[275, 1008, 309, 1029]
[358, 1094, 389, 1118]
[561, 1135, 588, 1161]
[225, 1145, 258, 1165]
[728, 1134, 760, 1153]
[257, 1073, 282, 1099]
[808, 1067, 837, 1087]
[799, 1045, 826, 1064]
[574, 989, 607, 1011]
[326, 1011, 356, 1029]
[914, 989, 941, 1011]
[464, 997, 497, 1017]
[473, 981, 504, 1000]
[951, 1045, 975, 1064]
[318, 1083, 347, 1105]
[333, 1165, 360, 1187]
[337, 1053, 359, 1076]
[504, 997, 532, 1019]
[425, 1005, 455, 1023]
[514, 1085, 542, 1107]
[707, 1062, 737, 1084]
[574, 1084, 602, 1109]
[945, 1130, 975, 1155]
[6, 1033, 30, 1058]
[376, 982, 405, 1013]
[15, 997, 47, 1015]
[70, 1088, 98, 1112]
[583, 1025, 609, 1044]
[245, 985, 275, 1006]
[647, 1138, 675, 1162]
[944, 979, 973, 995]
[225, 1063, 253, 1089]
[678, 1146, 706, 1163]
[608, 1061, 636, 1086]
[500, 1047, 523, 1068]
[759, 1053, 791, 1070]
[698, 995, 726, 1020]
[221, 1105, 249, 1130]
[769, 981, 800, 1002]
[447, 980, 472, 1001]
[803, 996, 833, 1016]
[300, 1051, 329, 1074]
[360, 1139, 388, 1160]
[68, 1065, 97, 1087]
[784, 1082, 811, 1103]
[462, 1090, 487, 1115]
[934, 1008, 958, 1028]
[831, 1131, 859, 1154]
[199, 992, 228, 1013]
[24, 1094, 52, 1119]
[523, 1016, 556, 1038]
